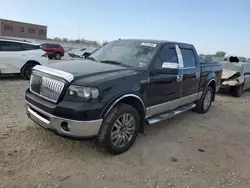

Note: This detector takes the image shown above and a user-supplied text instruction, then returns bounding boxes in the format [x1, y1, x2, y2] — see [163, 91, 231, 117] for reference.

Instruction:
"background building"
[0, 19, 47, 40]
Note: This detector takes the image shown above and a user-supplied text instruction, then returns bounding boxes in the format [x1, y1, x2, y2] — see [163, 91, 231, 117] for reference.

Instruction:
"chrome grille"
[30, 74, 65, 102]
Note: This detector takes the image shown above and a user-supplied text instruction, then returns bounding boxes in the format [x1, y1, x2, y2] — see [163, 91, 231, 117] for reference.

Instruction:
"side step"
[146, 103, 196, 125]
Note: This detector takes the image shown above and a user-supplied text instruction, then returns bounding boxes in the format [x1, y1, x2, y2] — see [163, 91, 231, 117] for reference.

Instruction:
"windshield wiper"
[85, 56, 97, 61]
[100, 60, 130, 68]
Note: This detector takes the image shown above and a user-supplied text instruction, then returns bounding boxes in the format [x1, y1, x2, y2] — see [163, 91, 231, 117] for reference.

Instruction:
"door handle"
[177, 75, 183, 82]
[196, 72, 200, 78]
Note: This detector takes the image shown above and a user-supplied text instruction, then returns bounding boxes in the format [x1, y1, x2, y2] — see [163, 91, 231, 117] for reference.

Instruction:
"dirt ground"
[1, 77, 250, 188]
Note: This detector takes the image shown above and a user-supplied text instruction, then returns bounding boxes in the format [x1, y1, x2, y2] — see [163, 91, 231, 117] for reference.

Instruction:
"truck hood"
[46, 60, 139, 85]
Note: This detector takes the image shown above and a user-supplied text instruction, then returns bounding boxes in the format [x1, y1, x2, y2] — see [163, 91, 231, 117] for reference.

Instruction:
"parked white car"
[0, 38, 49, 79]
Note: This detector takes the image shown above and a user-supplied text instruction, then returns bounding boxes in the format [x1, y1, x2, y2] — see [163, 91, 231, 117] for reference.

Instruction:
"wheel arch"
[207, 79, 216, 101]
[101, 94, 146, 133]
[20, 60, 40, 73]
[55, 51, 63, 56]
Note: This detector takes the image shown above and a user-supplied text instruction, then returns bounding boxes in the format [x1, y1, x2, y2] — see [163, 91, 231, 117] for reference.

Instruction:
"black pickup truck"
[25, 39, 222, 154]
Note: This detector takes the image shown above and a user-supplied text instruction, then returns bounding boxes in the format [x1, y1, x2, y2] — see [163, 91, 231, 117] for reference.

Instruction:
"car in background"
[219, 61, 250, 97]
[40, 43, 64, 60]
[68, 47, 87, 58]
[0, 38, 49, 79]
[82, 47, 100, 58]
[69, 46, 100, 59]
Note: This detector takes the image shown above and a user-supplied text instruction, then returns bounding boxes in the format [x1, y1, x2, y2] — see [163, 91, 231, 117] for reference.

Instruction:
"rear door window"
[181, 48, 196, 68]
[47, 44, 59, 48]
[21, 43, 40, 51]
[0, 41, 23, 51]
[47, 44, 54, 48]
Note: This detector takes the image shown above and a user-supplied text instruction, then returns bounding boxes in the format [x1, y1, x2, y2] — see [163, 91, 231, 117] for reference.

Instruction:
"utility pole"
[78, 23, 81, 41]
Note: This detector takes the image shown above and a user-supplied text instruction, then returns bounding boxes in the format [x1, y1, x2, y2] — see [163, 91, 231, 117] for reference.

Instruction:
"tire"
[195, 86, 213, 113]
[55, 53, 61, 60]
[21, 62, 37, 80]
[48, 56, 53, 59]
[97, 103, 140, 155]
[232, 84, 243, 97]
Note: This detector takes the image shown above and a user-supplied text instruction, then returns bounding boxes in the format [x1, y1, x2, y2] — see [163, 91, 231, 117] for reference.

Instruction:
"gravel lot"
[1, 74, 250, 188]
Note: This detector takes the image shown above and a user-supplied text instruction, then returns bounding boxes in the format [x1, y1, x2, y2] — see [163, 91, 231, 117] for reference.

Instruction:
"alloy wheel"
[111, 113, 136, 148]
[203, 90, 212, 110]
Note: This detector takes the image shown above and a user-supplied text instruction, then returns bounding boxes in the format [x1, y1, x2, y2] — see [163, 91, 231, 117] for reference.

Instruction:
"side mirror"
[156, 62, 179, 74]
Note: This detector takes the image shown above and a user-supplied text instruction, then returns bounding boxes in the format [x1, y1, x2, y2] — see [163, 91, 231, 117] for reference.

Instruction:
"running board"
[146, 103, 196, 125]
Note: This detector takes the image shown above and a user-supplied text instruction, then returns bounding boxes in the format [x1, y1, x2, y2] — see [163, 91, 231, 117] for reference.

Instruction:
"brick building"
[0, 19, 47, 40]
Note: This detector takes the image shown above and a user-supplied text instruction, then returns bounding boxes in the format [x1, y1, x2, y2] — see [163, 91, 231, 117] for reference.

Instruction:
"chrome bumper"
[25, 101, 103, 138]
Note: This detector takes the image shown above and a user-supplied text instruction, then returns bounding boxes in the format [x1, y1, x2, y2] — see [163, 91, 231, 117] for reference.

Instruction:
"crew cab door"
[179, 47, 200, 98]
[0, 41, 25, 74]
[145, 45, 182, 116]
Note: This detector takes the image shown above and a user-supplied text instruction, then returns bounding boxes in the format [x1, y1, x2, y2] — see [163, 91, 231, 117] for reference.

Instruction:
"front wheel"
[97, 103, 140, 155]
[195, 86, 213, 113]
[231, 85, 243, 97]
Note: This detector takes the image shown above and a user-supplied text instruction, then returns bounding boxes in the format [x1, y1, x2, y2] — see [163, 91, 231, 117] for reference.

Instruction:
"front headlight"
[65, 85, 99, 101]
[222, 80, 239, 86]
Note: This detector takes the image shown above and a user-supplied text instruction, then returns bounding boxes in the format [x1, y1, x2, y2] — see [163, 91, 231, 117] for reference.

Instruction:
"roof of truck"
[118, 38, 193, 46]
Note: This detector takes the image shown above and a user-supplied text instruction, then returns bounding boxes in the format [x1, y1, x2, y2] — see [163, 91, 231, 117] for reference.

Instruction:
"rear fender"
[203, 73, 216, 101]
[202, 72, 216, 91]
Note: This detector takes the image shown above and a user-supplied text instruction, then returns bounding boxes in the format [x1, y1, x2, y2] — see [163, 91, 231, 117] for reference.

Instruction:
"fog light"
[61, 122, 70, 132]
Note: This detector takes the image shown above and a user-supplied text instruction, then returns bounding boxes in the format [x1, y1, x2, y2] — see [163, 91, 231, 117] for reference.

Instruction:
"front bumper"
[26, 101, 103, 138]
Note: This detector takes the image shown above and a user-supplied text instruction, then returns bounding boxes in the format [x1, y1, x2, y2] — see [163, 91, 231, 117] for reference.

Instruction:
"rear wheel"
[21, 62, 37, 80]
[55, 53, 61, 60]
[97, 103, 140, 155]
[195, 86, 213, 113]
[232, 84, 243, 97]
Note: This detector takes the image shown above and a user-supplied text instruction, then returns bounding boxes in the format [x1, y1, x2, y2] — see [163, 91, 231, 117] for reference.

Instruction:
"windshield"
[89, 40, 159, 69]
[220, 62, 244, 73]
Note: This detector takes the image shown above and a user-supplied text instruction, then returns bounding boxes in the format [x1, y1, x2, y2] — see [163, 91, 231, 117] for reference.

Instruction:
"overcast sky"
[1, 0, 249, 57]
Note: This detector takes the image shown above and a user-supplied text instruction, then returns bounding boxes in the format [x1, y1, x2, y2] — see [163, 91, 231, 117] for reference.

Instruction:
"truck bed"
[200, 62, 222, 92]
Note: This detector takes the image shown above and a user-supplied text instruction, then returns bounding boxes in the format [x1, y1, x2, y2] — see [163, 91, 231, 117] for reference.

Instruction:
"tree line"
[47, 37, 100, 46]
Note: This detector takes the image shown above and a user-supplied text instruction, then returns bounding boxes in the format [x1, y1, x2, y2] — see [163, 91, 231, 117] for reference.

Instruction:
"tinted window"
[47, 44, 59, 48]
[181, 49, 196, 67]
[154, 47, 178, 69]
[28, 28, 36, 33]
[4, 25, 13, 31]
[21, 43, 40, 51]
[0, 41, 22, 51]
[39, 30, 44, 35]
[40, 43, 47, 48]
[39, 30, 46, 35]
